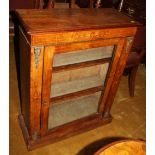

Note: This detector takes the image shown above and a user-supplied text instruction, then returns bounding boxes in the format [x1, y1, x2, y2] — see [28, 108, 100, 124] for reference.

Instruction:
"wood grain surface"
[94, 140, 146, 155]
[16, 8, 140, 33]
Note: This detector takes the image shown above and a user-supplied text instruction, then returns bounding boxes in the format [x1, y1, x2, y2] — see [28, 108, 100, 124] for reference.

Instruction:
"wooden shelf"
[53, 57, 112, 73]
[50, 85, 103, 103]
[51, 75, 105, 97]
[48, 92, 101, 129]
[51, 63, 109, 102]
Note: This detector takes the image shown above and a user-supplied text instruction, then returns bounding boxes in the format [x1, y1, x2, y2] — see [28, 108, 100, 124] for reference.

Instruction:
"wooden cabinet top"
[16, 8, 140, 34]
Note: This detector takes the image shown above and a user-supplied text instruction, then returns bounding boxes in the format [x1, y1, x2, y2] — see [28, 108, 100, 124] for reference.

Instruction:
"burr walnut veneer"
[16, 8, 140, 150]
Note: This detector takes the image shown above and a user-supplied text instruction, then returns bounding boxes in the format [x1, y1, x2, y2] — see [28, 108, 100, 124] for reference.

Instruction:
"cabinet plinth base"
[18, 114, 112, 150]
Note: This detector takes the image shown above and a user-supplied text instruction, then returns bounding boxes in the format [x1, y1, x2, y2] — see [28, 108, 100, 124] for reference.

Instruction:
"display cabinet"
[15, 8, 140, 150]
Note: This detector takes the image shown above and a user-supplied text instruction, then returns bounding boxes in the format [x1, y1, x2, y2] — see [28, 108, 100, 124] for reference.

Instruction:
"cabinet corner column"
[29, 46, 44, 140]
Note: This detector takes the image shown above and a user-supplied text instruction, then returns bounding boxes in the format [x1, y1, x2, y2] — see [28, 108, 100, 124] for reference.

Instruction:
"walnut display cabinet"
[15, 8, 140, 150]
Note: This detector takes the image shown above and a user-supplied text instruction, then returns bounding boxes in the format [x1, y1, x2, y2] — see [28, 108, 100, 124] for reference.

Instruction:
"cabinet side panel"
[19, 28, 44, 138]
[19, 28, 31, 133]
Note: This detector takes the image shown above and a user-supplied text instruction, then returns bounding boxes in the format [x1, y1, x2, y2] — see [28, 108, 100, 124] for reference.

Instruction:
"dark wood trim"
[128, 65, 139, 97]
[18, 114, 112, 150]
[53, 57, 112, 73]
[18, 114, 32, 148]
[50, 85, 103, 103]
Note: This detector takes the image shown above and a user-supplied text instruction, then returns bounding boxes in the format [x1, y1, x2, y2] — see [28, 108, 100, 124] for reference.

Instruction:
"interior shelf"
[53, 46, 114, 67]
[53, 57, 111, 73]
[50, 85, 103, 103]
[50, 63, 109, 98]
[51, 76, 103, 97]
[48, 92, 101, 129]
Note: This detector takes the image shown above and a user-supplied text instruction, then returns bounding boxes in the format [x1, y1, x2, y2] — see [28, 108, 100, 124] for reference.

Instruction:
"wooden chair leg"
[128, 65, 139, 97]
[47, 0, 54, 8]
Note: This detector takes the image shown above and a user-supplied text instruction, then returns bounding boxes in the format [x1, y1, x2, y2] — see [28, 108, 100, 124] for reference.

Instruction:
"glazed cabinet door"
[40, 37, 131, 136]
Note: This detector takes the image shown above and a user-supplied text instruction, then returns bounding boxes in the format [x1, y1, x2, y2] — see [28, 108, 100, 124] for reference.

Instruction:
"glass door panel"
[48, 44, 116, 130]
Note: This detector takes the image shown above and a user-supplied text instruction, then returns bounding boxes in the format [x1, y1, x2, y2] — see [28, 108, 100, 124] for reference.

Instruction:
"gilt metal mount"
[126, 37, 133, 53]
[32, 131, 38, 141]
[34, 47, 41, 68]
